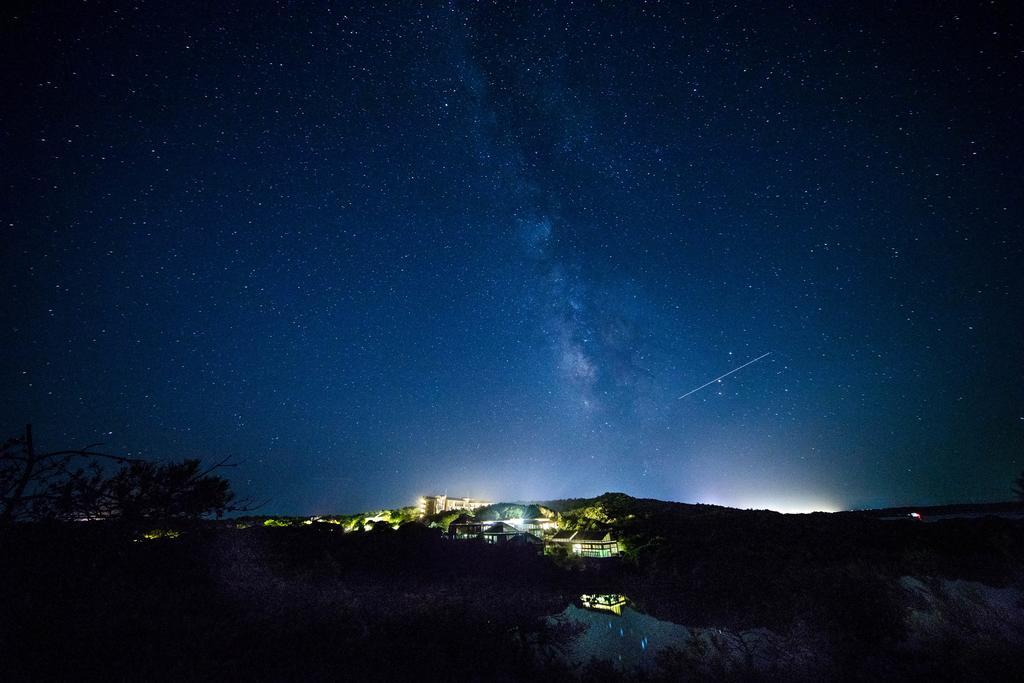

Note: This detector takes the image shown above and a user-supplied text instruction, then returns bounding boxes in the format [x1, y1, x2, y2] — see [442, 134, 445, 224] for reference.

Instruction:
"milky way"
[2, 1, 1021, 513]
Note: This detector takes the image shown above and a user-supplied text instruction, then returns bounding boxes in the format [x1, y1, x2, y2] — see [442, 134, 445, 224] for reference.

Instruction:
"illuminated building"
[418, 494, 490, 517]
[503, 517, 558, 536]
[550, 530, 620, 558]
[448, 515, 557, 538]
[481, 522, 521, 543]
[447, 518, 543, 550]
[579, 594, 628, 616]
[448, 514, 483, 539]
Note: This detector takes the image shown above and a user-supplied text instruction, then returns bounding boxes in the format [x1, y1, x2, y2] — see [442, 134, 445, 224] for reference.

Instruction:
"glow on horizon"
[734, 499, 841, 514]
[695, 491, 842, 514]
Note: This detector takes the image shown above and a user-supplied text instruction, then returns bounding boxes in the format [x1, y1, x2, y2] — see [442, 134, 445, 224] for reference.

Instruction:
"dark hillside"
[3, 496, 1023, 680]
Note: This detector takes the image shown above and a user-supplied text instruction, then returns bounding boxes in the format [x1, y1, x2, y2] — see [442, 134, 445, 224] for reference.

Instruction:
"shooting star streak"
[677, 352, 772, 399]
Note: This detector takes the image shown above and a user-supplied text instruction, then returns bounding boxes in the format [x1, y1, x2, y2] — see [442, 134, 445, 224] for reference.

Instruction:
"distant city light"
[723, 497, 841, 514]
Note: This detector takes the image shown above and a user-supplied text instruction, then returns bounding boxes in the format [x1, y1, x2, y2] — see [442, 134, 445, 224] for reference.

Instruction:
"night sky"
[3, 1, 1021, 514]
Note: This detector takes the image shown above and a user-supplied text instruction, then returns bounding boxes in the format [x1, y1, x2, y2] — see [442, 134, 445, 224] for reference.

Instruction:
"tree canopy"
[74, 459, 238, 521]
[1, 426, 247, 524]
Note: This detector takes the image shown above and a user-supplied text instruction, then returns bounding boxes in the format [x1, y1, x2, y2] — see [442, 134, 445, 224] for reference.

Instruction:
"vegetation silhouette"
[1, 425, 256, 524]
[3, 454, 1024, 680]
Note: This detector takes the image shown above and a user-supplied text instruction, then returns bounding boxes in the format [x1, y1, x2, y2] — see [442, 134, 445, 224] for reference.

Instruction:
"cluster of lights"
[135, 529, 182, 542]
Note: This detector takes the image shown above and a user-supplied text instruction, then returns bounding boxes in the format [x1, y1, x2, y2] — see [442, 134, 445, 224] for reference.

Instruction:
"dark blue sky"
[3, 1, 1021, 514]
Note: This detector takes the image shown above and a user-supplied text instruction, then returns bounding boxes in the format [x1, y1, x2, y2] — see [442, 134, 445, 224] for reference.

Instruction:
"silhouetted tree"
[0, 425, 138, 524]
[66, 458, 240, 521]
[1, 425, 252, 523]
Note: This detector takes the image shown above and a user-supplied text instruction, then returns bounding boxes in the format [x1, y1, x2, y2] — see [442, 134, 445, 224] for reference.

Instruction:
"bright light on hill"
[736, 498, 841, 514]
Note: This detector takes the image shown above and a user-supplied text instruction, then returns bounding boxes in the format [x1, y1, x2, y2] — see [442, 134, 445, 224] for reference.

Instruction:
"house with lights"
[433, 497, 617, 558]
[448, 514, 484, 539]
[549, 530, 620, 558]
[580, 593, 628, 615]
[481, 522, 524, 544]
[513, 517, 559, 536]
[447, 517, 545, 550]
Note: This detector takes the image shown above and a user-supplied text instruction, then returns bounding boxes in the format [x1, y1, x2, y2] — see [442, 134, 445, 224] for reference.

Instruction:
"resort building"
[448, 514, 484, 539]
[504, 517, 558, 536]
[481, 522, 521, 544]
[549, 530, 620, 558]
[418, 494, 491, 517]
[506, 532, 545, 551]
[447, 518, 543, 550]
[449, 516, 557, 538]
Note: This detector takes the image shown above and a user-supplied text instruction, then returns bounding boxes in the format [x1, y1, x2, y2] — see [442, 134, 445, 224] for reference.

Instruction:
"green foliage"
[425, 509, 468, 530]
[389, 506, 422, 525]
[475, 503, 558, 521]
[543, 542, 582, 570]
[317, 505, 422, 531]
[475, 504, 510, 521]
[263, 518, 292, 527]
[533, 505, 558, 519]
[559, 505, 607, 530]
[140, 529, 182, 541]
[316, 513, 363, 531]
